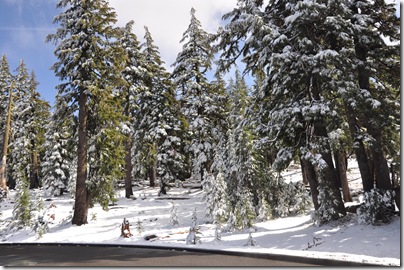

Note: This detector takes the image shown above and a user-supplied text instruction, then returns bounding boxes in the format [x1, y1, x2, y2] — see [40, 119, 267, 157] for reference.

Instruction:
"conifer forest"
[0, 0, 400, 235]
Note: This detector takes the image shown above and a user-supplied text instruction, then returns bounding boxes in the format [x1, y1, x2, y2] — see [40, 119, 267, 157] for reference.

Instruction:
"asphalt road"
[0, 244, 373, 267]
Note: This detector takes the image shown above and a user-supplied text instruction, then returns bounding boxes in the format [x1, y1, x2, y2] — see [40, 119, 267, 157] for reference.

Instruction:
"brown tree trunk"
[366, 124, 392, 191]
[72, 88, 90, 226]
[355, 42, 392, 192]
[344, 104, 374, 192]
[300, 158, 309, 185]
[300, 157, 319, 210]
[29, 148, 40, 189]
[0, 82, 13, 195]
[124, 136, 133, 198]
[148, 161, 157, 187]
[335, 150, 352, 202]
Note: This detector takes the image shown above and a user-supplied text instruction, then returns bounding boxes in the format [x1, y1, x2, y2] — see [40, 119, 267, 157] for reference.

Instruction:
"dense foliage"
[1, 0, 399, 229]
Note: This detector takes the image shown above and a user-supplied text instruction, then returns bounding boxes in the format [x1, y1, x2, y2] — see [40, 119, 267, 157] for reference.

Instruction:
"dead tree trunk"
[120, 218, 133, 238]
[0, 82, 13, 195]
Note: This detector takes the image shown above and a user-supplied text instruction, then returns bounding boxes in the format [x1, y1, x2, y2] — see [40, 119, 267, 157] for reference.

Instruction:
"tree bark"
[366, 124, 392, 190]
[300, 157, 319, 210]
[124, 136, 133, 198]
[148, 161, 157, 187]
[72, 88, 90, 226]
[344, 104, 374, 192]
[0, 82, 13, 195]
[29, 148, 40, 189]
[300, 158, 309, 185]
[335, 150, 352, 202]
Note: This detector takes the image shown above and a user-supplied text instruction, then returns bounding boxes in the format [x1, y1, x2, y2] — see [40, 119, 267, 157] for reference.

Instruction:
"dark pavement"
[0, 243, 375, 267]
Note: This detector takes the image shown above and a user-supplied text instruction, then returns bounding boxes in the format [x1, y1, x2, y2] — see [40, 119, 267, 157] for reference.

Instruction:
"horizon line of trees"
[0, 0, 400, 229]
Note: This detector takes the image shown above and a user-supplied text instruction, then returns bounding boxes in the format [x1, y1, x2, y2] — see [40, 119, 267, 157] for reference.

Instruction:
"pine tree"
[10, 60, 32, 193]
[171, 8, 218, 182]
[12, 167, 34, 227]
[132, 26, 185, 192]
[119, 20, 145, 198]
[216, 0, 347, 223]
[169, 203, 179, 228]
[202, 171, 229, 224]
[25, 71, 51, 189]
[349, 0, 400, 193]
[186, 208, 201, 245]
[47, 0, 126, 225]
[42, 94, 76, 197]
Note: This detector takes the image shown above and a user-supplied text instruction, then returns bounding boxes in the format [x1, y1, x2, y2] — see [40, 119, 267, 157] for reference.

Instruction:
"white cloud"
[109, 0, 237, 70]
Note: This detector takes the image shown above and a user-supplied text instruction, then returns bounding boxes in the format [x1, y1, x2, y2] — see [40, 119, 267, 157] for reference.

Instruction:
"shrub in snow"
[312, 183, 343, 226]
[357, 188, 395, 225]
[136, 219, 144, 236]
[244, 230, 259, 247]
[186, 208, 201, 245]
[169, 203, 179, 228]
[267, 177, 312, 218]
[32, 195, 51, 239]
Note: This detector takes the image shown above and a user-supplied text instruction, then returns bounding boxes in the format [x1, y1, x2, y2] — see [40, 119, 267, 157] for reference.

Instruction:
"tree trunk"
[30, 142, 40, 189]
[300, 157, 319, 210]
[366, 124, 392, 191]
[335, 150, 352, 202]
[0, 82, 13, 195]
[310, 77, 346, 217]
[300, 158, 309, 185]
[344, 104, 374, 192]
[72, 88, 90, 226]
[148, 162, 157, 187]
[355, 42, 392, 192]
[124, 136, 133, 198]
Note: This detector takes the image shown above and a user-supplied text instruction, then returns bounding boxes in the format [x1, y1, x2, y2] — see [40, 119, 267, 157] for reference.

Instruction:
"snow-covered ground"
[0, 161, 400, 266]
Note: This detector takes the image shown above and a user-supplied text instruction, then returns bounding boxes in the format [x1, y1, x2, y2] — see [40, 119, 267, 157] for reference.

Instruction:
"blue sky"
[0, 0, 59, 106]
[0, 0, 237, 107]
[0, 0, 400, 107]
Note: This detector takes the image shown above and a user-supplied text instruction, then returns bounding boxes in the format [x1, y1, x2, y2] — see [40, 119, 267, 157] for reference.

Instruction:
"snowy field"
[0, 160, 400, 266]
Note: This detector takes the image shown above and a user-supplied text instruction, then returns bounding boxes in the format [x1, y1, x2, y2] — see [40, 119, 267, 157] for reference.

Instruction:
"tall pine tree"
[47, 0, 126, 225]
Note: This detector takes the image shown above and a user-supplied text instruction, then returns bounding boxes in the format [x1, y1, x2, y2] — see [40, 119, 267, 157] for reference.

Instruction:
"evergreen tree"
[216, 0, 347, 223]
[47, 0, 126, 225]
[186, 208, 201, 245]
[12, 167, 34, 227]
[26, 71, 51, 189]
[171, 8, 218, 182]
[132, 26, 185, 192]
[348, 0, 400, 193]
[42, 94, 76, 197]
[119, 20, 145, 198]
[10, 60, 32, 192]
